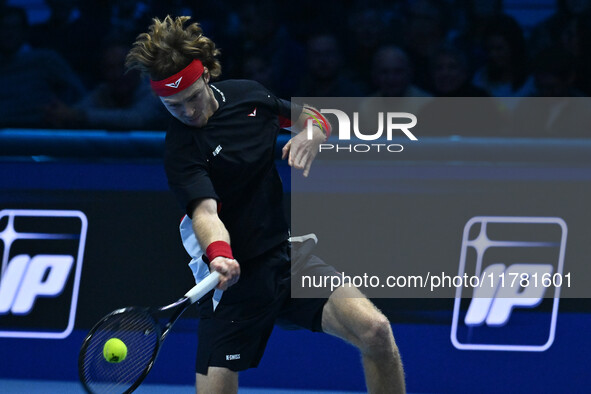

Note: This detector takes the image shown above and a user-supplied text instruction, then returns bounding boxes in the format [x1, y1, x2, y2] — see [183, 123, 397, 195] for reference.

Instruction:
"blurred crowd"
[1, 0, 590, 137]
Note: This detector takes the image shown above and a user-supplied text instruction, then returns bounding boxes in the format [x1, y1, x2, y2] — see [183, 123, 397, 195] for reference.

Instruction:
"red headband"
[150, 59, 204, 97]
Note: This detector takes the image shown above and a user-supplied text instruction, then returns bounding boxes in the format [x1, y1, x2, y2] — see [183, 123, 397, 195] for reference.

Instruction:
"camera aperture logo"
[0, 209, 87, 339]
[305, 108, 418, 153]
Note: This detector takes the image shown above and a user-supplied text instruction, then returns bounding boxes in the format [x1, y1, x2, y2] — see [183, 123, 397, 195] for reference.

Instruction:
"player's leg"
[321, 286, 405, 394]
[196, 367, 238, 394]
[195, 244, 291, 393]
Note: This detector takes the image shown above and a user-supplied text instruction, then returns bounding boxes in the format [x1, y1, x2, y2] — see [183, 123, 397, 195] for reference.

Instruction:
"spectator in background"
[346, 5, 393, 90]
[529, 0, 591, 58]
[529, 2, 591, 97]
[241, 54, 279, 94]
[295, 33, 367, 97]
[152, 0, 195, 18]
[108, 0, 155, 39]
[0, 6, 85, 128]
[359, 45, 432, 127]
[452, 0, 504, 71]
[472, 14, 535, 97]
[44, 40, 167, 130]
[370, 45, 431, 98]
[401, 0, 449, 92]
[511, 46, 591, 137]
[152, 0, 233, 45]
[573, 11, 591, 95]
[531, 46, 584, 97]
[233, 2, 304, 98]
[416, 45, 506, 137]
[429, 45, 488, 97]
[30, 0, 110, 88]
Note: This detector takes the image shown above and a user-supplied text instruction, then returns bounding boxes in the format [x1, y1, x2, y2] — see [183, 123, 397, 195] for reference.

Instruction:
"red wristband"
[206, 241, 234, 262]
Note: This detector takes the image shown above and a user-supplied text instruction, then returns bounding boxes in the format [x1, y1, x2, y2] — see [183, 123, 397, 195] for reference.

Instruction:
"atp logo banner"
[451, 216, 567, 352]
[0, 209, 87, 339]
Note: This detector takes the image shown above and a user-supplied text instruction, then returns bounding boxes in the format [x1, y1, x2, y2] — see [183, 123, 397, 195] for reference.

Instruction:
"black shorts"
[195, 239, 337, 374]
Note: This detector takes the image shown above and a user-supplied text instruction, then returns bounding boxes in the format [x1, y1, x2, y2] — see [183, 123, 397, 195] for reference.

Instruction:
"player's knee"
[359, 313, 395, 356]
[196, 367, 238, 393]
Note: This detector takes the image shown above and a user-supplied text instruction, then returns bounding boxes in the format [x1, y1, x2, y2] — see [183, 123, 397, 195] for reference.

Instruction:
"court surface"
[0, 379, 366, 393]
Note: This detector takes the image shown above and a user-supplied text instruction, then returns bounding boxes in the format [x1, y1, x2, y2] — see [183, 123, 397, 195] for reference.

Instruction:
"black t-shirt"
[164, 80, 292, 261]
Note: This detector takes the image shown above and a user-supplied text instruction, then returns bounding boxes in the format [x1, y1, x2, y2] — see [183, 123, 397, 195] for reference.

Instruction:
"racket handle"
[184, 271, 220, 304]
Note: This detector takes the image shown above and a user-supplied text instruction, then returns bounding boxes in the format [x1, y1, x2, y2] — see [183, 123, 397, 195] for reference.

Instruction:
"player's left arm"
[281, 105, 329, 177]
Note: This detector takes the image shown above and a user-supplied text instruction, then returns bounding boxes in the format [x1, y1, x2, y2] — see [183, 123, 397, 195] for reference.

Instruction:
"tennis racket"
[78, 271, 220, 394]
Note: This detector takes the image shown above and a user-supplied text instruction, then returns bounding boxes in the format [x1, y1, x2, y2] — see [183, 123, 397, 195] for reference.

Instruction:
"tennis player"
[126, 16, 405, 394]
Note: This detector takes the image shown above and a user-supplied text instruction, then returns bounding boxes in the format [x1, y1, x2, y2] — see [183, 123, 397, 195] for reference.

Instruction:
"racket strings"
[80, 309, 160, 393]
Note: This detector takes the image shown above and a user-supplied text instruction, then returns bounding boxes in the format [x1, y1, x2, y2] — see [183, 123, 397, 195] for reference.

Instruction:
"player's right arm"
[191, 198, 240, 291]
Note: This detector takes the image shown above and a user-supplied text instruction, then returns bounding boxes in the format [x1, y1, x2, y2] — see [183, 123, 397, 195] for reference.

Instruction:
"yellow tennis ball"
[103, 338, 127, 363]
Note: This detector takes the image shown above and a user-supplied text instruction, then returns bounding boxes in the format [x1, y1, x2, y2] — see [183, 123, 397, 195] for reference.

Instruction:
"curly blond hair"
[125, 15, 221, 81]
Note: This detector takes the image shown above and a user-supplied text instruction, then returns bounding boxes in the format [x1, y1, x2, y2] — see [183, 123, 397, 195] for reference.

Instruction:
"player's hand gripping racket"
[78, 271, 220, 394]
